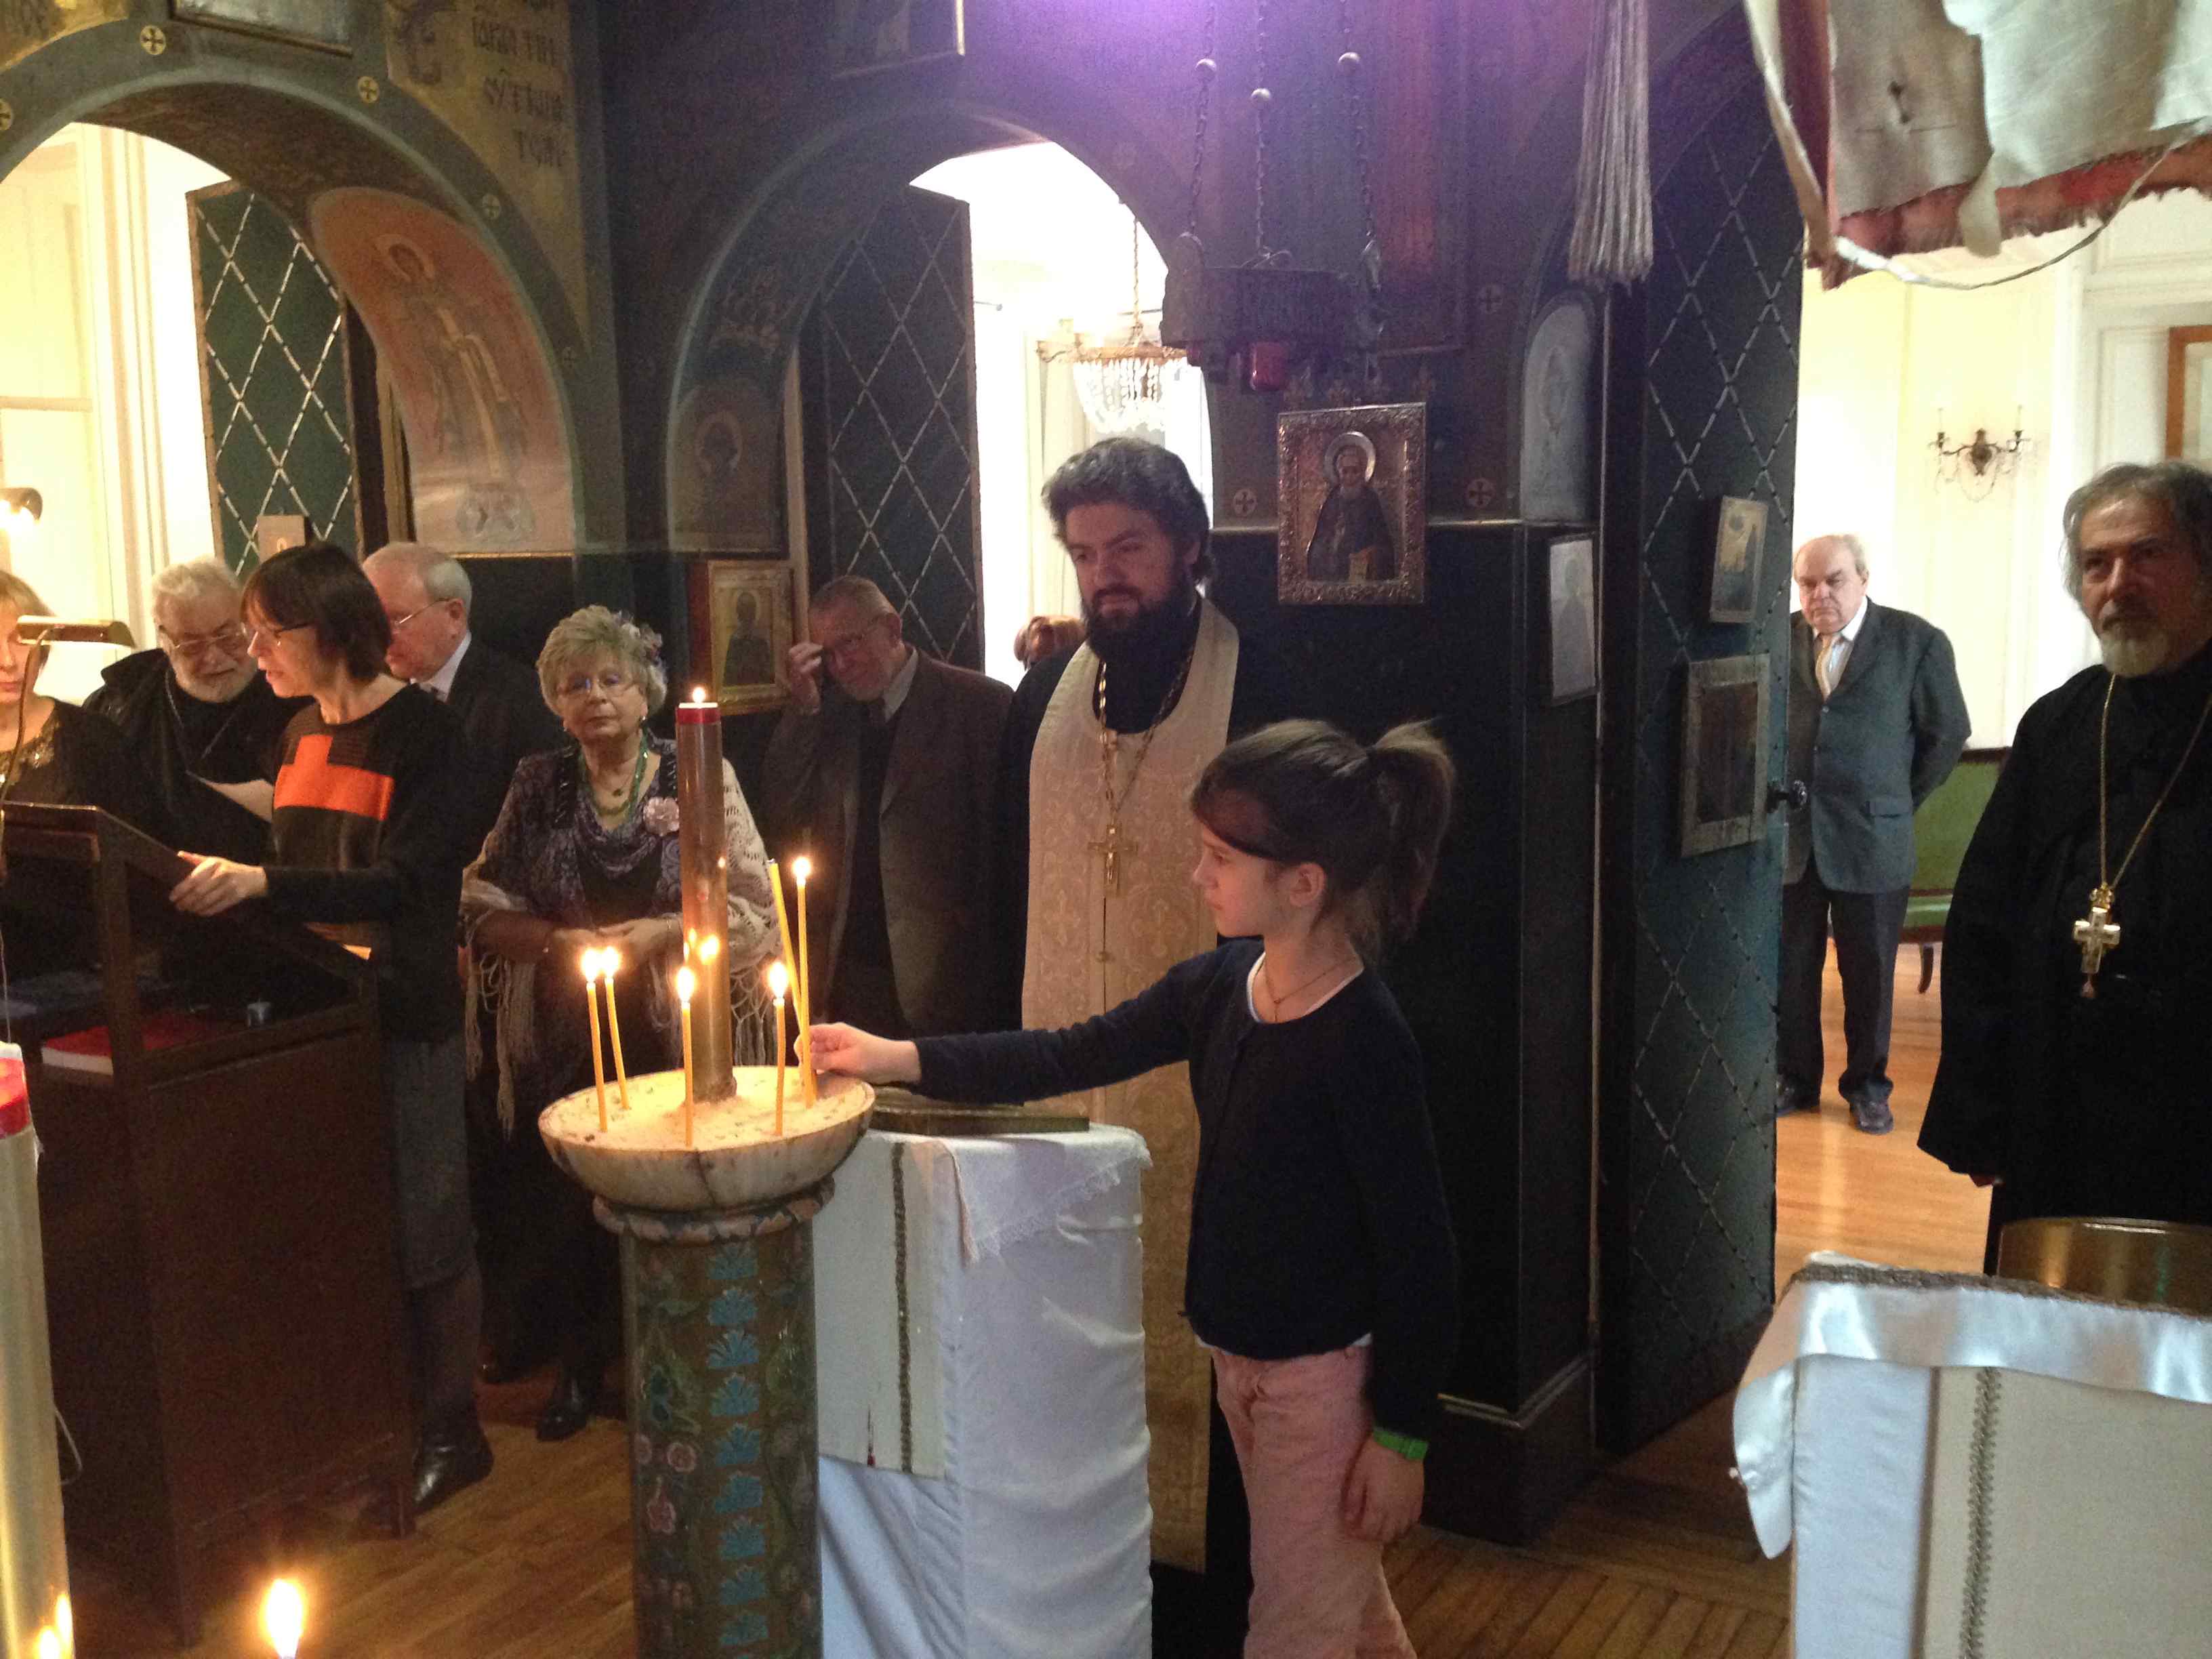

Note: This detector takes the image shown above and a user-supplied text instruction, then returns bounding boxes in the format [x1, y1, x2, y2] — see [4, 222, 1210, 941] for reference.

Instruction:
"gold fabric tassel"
[1568, 0, 1654, 287]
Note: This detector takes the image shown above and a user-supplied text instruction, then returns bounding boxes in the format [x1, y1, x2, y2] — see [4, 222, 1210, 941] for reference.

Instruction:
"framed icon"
[689, 559, 798, 715]
[1275, 402, 1427, 607]
[1680, 653, 1770, 856]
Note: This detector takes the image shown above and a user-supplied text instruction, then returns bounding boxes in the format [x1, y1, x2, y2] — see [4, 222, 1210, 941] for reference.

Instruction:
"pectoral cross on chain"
[2072, 884, 2120, 998]
[1089, 819, 1133, 893]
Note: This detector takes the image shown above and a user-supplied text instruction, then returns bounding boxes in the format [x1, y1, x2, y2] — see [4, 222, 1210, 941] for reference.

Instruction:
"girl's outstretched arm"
[813, 949, 1216, 1107]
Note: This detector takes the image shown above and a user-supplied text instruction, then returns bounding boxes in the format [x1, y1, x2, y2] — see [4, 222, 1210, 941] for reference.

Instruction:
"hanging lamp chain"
[1252, 0, 1275, 264]
[1187, 0, 1218, 241]
[1335, 0, 1379, 260]
[1336, 0, 1385, 388]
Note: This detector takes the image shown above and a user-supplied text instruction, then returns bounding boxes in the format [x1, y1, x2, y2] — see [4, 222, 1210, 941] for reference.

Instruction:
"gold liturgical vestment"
[1024, 598, 1240, 1571]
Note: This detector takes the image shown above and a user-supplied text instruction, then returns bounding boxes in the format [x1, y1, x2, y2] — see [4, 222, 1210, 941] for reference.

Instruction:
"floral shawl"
[462, 735, 779, 1132]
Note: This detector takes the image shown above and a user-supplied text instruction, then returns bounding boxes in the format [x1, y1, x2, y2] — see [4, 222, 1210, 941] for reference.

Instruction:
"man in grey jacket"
[1780, 533, 1971, 1132]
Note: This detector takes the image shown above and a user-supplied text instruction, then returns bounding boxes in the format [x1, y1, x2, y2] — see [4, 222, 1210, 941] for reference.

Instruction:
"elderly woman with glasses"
[166, 541, 492, 1516]
[84, 557, 305, 861]
[462, 605, 779, 1442]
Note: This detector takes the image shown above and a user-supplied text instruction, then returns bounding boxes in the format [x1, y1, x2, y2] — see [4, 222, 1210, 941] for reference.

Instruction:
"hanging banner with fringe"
[1744, 0, 2212, 287]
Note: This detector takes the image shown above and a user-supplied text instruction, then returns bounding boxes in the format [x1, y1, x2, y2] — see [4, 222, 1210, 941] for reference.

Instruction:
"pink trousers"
[1210, 1345, 1418, 1659]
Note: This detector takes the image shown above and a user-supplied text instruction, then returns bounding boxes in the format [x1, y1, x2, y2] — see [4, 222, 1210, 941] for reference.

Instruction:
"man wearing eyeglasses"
[364, 541, 562, 864]
[85, 557, 306, 861]
[764, 575, 1013, 1038]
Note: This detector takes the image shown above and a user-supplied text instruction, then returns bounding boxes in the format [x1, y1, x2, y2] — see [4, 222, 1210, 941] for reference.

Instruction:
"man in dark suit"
[764, 576, 1012, 1037]
[364, 541, 563, 861]
[1781, 533, 1970, 1132]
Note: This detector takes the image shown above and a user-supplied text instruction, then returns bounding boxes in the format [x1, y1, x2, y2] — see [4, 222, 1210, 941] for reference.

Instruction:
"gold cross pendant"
[1088, 819, 1130, 893]
[2072, 884, 2120, 998]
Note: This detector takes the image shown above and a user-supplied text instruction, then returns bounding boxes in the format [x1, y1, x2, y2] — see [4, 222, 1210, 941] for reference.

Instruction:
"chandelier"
[1048, 213, 1187, 436]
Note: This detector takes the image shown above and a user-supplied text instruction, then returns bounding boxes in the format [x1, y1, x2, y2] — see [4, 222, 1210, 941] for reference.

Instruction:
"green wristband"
[1370, 1427, 1429, 1462]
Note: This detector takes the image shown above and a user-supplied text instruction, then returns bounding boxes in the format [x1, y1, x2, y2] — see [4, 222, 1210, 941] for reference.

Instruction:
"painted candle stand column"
[540, 691, 869, 1658]
[617, 1191, 826, 1654]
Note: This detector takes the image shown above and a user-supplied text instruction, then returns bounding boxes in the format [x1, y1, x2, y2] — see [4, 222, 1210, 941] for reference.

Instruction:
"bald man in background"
[1779, 533, 1969, 1133]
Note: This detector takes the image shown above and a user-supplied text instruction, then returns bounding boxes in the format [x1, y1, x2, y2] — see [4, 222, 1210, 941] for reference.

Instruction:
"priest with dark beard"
[85, 557, 303, 861]
[1921, 461, 2212, 1267]
[996, 436, 1293, 1645]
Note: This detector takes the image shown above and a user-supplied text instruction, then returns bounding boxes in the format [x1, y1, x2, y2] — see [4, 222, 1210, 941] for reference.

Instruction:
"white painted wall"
[1795, 192, 2212, 745]
[0, 124, 227, 699]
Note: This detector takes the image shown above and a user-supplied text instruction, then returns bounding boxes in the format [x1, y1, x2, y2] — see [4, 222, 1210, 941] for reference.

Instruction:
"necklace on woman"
[2073, 671, 2212, 997]
[1257, 949, 1358, 1021]
[581, 739, 649, 822]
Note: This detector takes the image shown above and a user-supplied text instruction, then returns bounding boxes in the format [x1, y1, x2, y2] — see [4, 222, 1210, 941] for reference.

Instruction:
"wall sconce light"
[1932, 408, 2029, 499]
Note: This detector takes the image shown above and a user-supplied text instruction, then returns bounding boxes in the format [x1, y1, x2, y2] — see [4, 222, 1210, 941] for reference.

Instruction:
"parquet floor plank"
[1450, 1561, 1573, 1658]
[1683, 1601, 1753, 1658]
[1720, 1610, 1790, 1658]
[1543, 1575, 1646, 1657]
[1637, 1593, 1721, 1659]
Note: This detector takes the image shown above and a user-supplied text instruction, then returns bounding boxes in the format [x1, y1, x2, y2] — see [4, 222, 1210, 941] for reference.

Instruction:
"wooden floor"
[72, 947, 1988, 1656]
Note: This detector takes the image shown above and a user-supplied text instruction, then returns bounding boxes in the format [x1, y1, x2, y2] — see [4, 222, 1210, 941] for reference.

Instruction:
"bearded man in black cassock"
[1921, 462, 2212, 1268]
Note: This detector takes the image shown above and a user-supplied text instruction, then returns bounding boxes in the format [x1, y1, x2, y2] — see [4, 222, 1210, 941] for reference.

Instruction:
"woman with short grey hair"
[462, 605, 776, 1440]
[533, 604, 671, 715]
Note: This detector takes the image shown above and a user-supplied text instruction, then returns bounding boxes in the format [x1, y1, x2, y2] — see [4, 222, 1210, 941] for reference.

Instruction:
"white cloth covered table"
[1734, 1255, 2212, 1659]
[814, 1125, 1153, 1658]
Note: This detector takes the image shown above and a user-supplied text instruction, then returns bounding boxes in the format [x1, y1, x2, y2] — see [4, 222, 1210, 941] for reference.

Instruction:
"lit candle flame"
[581, 947, 601, 983]
[767, 960, 789, 1000]
[603, 949, 621, 975]
[34, 1629, 59, 1659]
[676, 965, 697, 1004]
[691, 684, 708, 703]
[54, 1594, 71, 1651]
[264, 1578, 305, 1658]
[791, 856, 812, 884]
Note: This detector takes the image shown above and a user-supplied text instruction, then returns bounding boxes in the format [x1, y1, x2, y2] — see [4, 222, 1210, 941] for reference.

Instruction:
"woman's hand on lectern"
[169, 853, 269, 916]
[806, 1023, 920, 1085]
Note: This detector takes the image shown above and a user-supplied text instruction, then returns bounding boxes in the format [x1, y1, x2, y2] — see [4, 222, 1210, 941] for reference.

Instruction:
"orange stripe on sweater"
[274, 734, 396, 820]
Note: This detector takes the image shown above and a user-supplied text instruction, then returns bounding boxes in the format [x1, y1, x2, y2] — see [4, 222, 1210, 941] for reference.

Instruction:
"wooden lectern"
[0, 804, 410, 1645]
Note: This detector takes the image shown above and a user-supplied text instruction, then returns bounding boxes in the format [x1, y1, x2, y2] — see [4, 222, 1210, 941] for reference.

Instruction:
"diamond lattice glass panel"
[807, 188, 982, 670]
[189, 184, 359, 570]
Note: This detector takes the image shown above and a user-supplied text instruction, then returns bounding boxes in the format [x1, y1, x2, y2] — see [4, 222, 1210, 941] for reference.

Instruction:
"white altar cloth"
[815, 1126, 1153, 1659]
[1734, 1255, 2212, 1659]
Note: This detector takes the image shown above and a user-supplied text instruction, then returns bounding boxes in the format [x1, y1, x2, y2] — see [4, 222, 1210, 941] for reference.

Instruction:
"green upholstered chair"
[1902, 747, 2007, 993]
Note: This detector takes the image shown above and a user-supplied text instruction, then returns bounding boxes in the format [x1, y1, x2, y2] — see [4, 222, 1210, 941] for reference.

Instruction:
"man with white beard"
[85, 557, 303, 860]
[1922, 461, 2212, 1267]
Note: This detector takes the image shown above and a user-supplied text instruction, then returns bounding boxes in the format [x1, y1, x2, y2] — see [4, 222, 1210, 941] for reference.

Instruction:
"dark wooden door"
[800, 185, 983, 669]
[1595, 60, 1802, 1451]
